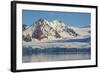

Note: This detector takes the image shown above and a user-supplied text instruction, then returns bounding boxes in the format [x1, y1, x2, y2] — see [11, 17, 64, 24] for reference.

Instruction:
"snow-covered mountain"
[23, 18, 90, 42]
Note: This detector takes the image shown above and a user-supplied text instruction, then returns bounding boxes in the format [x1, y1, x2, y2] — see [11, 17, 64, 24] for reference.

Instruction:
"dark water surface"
[22, 47, 91, 63]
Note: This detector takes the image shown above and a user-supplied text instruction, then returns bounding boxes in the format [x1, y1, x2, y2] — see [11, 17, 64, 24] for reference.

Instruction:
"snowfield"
[23, 37, 90, 49]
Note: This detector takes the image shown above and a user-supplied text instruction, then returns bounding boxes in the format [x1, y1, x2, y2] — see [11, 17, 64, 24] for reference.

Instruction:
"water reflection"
[22, 48, 91, 63]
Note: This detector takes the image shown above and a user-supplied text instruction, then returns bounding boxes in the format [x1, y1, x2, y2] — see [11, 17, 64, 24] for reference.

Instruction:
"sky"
[22, 10, 91, 27]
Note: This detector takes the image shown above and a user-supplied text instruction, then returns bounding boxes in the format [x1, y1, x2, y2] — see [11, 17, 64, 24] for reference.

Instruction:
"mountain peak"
[23, 18, 79, 41]
[35, 18, 48, 26]
[53, 19, 63, 23]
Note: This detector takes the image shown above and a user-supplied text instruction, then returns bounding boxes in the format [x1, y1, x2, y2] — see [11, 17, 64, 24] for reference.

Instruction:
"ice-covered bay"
[23, 37, 90, 49]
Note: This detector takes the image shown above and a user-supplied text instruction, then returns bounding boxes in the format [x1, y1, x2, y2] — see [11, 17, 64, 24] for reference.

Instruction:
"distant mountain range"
[22, 18, 90, 42]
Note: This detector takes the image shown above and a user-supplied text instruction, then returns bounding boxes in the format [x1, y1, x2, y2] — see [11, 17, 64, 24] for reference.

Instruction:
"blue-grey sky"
[22, 10, 91, 27]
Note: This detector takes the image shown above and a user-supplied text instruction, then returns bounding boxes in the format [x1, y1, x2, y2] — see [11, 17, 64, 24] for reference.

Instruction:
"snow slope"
[69, 26, 90, 37]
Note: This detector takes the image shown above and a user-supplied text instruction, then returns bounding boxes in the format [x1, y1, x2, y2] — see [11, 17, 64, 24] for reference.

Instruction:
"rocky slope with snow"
[22, 18, 88, 42]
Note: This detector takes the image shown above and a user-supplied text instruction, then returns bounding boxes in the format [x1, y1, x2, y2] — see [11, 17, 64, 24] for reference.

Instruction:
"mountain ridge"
[22, 18, 89, 42]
